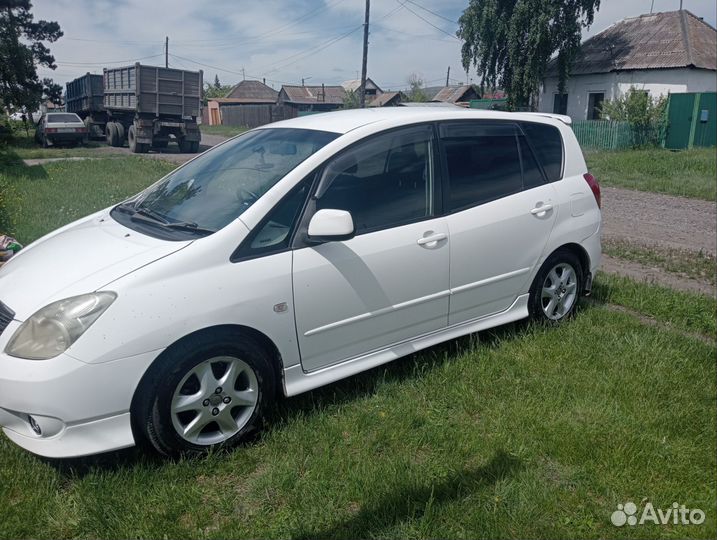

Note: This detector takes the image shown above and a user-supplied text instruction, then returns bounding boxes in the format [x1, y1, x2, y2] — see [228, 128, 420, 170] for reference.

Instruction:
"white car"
[35, 112, 88, 147]
[0, 108, 601, 458]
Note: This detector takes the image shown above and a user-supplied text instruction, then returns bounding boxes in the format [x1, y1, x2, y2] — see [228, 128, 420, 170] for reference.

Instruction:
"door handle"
[417, 233, 447, 245]
[530, 204, 553, 215]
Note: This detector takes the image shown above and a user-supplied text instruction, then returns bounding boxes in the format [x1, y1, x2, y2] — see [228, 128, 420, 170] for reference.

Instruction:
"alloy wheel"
[541, 262, 578, 320]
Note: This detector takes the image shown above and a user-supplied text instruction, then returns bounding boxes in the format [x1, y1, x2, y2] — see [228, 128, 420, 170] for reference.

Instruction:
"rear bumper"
[46, 133, 85, 144]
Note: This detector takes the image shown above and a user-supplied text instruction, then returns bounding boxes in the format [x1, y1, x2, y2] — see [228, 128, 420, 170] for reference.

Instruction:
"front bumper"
[0, 335, 160, 458]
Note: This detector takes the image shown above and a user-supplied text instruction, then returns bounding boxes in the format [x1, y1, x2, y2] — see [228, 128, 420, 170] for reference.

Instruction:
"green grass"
[200, 124, 248, 138]
[0, 148, 176, 244]
[585, 147, 717, 200]
[604, 238, 717, 287]
[0, 292, 714, 539]
[3, 131, 125, 160]
[592, 272, 716, 338]
[1, 149, 715, 539]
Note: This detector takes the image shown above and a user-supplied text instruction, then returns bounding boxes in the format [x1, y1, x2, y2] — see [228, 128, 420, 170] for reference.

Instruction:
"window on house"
[553, 93, 568, 115]
[587, 92, 605, 120]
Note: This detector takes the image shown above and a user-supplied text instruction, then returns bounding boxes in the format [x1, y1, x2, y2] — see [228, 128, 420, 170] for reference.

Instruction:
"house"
[206, 80, 278, 125]
[369, 91, 406, 107]
[431, 84, 479, 104]
[341, 78, 383, 100]
[278, 84, 346, 114]
[539, 10, 717, 120]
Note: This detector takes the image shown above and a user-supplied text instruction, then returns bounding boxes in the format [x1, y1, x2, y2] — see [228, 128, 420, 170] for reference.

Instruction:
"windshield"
[111, 128, 339, 239]
[47, 113, 82, 123]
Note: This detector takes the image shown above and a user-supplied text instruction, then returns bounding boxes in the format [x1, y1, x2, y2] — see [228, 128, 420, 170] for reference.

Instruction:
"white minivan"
[0, 108, 601, 458]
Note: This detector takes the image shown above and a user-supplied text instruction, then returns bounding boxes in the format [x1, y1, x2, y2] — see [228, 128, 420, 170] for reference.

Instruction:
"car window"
[46, 114, 82, 123]
[236, 177, 313, 259]
[111, 128, 338, 239]
[316, 125, 435, 234]
[520, 121, 563, 181]
[519, 136, 547, 190]
[440, 122, 523, 211]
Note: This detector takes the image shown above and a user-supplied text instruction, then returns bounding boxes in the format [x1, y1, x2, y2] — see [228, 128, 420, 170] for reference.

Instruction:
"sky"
[32, 0, 717, 93]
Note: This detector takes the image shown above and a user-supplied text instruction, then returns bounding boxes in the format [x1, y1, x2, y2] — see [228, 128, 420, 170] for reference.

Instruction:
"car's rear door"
[439, 121, 558, 325]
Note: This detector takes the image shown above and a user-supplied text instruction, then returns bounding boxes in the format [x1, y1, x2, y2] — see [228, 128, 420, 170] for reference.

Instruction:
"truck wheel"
[128, 125, 149, 154]
[179, 138, 199, 153]
[115, 123, 126, 146]
[106, 122, 118, 146]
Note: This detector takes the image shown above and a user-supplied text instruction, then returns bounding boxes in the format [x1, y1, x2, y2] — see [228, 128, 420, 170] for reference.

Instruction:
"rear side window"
[440, 122, 523, 212]
[520, 122, 563, 182]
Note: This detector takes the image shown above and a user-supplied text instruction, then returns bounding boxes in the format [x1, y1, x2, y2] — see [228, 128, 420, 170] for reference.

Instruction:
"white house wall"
[540, 68, 717, 120]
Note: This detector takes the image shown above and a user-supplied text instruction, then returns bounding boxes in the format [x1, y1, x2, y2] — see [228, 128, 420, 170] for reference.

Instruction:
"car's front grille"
[0, 301, 15, 337]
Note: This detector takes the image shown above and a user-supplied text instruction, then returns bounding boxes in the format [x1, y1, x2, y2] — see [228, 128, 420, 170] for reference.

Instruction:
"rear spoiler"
[521, 112, 572, 126]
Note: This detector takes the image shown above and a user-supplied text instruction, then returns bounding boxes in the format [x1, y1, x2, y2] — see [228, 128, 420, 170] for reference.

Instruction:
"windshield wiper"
[163, 222, 216, 235]
[128, 209, 215, 236]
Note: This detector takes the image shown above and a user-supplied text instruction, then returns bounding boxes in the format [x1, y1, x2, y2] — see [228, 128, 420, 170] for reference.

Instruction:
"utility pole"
[165, 36, 168, 68]
[359, 0, 370, 108]
[445, 66, 450, 87]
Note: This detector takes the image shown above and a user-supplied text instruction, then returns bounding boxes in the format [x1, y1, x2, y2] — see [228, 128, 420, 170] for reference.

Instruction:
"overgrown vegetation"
[604, 238, 716, 287]
[0, 0, 63, 113]
[599, 86, 668, 147]
[585, 147, 717, 200]
[457, 0, 600, 107]
[406, 73, 428, 102]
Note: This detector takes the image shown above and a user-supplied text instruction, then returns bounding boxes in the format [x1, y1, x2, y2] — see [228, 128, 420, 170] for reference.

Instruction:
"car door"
[439, 121, 558, 325]
[292, 124, 450, 372]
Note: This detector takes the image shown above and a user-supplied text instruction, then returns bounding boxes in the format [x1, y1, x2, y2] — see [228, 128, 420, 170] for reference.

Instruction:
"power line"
[395, 0, 461, 41]
[168, 53, 294, 85]
[402, 0, 458, 24]
[56, 53, 164, 66]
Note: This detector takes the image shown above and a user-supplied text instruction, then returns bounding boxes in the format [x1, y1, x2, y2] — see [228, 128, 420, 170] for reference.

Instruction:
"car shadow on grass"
[294, 449, 522, 540]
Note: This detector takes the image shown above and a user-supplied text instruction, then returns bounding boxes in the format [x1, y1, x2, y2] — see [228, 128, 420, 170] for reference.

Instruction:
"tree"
[406, 73, 427, 103]
[342, 89, 360, 109]
[457, 0, 600, 108]
[600, 86, 668, 147]
[0, 0, 63, 113]
[202, 82, 233, 104]
[214, 74, 221, 89]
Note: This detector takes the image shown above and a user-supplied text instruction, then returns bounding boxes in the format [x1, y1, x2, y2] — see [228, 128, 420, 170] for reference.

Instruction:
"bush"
[599, 86, 668, 147]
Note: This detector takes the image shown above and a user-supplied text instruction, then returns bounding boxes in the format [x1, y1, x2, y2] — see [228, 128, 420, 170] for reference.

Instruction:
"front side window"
[112, 128, 338, 239]
[316, 125, 435, 233]
[441, 122, 523, 212]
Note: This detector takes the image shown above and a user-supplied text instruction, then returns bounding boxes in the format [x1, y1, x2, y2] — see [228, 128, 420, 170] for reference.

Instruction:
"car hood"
[0, 211, 191, 320]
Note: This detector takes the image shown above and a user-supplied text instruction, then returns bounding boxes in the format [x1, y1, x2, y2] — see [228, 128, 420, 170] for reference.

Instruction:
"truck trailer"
[103, 63, 203, 153]
[65, 73, 106, 139]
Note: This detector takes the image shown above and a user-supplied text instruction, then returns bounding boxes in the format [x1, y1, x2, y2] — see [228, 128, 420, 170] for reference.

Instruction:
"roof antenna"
[650, 0, 654, 13]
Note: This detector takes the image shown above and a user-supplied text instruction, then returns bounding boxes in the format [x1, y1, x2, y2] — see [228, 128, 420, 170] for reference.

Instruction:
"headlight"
[5, 292, 117, 360]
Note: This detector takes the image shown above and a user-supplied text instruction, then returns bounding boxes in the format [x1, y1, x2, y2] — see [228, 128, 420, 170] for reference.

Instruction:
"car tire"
[136, 330, 276, 456]
[529, 249, 583, 323]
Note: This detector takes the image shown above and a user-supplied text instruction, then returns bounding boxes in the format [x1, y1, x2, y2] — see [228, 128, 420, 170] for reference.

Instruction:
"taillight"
[45, 127, 57, 133]
[583, 173, 601, 209]
[75, 127, 87, 133]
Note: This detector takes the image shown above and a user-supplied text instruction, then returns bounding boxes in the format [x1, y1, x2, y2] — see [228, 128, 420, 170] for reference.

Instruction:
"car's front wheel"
[137, 331, 275, 456]
[529, 249, 583, 323]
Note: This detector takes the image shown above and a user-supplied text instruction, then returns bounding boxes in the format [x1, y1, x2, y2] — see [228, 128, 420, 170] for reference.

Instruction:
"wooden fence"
[220, 104, 296, 128]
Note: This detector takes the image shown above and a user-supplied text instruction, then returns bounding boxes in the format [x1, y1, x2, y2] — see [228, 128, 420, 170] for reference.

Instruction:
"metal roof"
[224, 80, 278, 102]
[546, 10, 716, 77]
[280, 85, 346, 104]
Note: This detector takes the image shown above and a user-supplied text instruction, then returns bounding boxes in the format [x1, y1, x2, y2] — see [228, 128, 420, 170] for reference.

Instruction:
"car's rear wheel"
[529, 250, 583, 323]
[137, 331, 275, 456]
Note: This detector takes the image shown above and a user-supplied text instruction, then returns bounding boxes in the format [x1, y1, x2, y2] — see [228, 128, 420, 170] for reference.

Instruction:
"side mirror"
[307, 209, 355, 243]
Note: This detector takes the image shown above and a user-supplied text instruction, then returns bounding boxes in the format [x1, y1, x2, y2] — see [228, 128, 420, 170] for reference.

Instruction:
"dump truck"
[65, 73, 107, 139]
[103, 63, 203, 153]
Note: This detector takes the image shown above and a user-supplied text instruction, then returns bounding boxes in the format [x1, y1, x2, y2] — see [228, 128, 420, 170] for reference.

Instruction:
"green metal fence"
[571, 120, 633, 150]
[665, 92, 716, 149]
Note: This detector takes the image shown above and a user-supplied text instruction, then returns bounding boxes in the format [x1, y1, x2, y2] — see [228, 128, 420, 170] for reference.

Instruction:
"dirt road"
[601, 186, 716, 256]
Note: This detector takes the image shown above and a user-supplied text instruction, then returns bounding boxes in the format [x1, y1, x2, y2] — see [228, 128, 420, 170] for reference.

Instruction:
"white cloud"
[31, 0, 716, 92]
